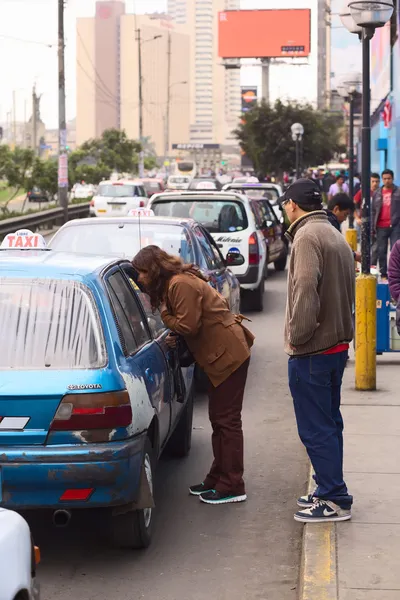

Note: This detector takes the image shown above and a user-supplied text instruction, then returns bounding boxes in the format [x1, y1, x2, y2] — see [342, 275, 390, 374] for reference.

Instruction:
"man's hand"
[165, 333, 178, 348]
[354, 251, 361, 262]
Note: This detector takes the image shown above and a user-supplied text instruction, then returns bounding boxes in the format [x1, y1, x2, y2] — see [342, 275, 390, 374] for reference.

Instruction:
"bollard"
[355, 274, 377, 390]
[346, 228, 358, 252]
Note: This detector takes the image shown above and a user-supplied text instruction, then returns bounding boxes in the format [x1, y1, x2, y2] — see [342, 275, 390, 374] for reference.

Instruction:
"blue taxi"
[0, 234, 194, 549]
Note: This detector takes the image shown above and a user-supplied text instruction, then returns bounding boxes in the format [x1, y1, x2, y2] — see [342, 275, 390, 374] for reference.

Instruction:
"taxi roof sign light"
[128, 208, 155, 217]
[1, 229, 48, 250]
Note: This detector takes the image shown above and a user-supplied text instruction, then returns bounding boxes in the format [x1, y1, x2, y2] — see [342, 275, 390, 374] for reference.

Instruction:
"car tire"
[274, 251, 288, 272]
[246, 279, 264, 312]
[111, 437, 155, 549]
[194, 365, 209, 393]
[166, 386, 194, 458]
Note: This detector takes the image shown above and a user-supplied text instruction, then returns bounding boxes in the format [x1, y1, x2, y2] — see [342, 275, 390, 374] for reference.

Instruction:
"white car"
[166, 176, 191, 191]
[0, 508, 40, 600]
[90, 180, 147, 217]
[72, 183, 96, 200]
[222, 182, 283, 221]
[149, 191, 268, 311]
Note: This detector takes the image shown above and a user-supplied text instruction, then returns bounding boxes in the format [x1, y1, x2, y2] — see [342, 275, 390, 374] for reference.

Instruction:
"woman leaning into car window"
[132, 245, 254, 506]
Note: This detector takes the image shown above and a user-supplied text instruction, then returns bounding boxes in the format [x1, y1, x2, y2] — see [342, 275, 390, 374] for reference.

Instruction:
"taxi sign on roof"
[1, 229, 47, 250]
[128, 208, 155, 217]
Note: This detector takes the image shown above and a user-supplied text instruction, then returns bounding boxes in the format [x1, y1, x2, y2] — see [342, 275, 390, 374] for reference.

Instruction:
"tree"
[80, 128, 141, 174]
[234, 100, 345, 179]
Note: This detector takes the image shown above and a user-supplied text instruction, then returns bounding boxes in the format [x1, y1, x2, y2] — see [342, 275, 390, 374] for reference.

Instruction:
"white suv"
[148, 191, 268, 311]
[90, 180, 147, 217]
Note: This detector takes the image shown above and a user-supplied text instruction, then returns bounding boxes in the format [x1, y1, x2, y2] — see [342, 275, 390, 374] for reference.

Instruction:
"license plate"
[111, 205, 122, 211]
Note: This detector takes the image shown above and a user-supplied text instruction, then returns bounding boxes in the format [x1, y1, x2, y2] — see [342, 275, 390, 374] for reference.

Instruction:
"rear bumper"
[236, 265, 260, 286]
[0, 435, 145, 510]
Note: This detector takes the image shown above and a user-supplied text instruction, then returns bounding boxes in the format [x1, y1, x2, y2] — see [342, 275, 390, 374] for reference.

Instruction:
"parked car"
[0, 242, 194, 549]
[27, 187, 50, 203]
[148, 192, 268, 311]
[0, 509, 40, 600]
[90, 180, 148, 217]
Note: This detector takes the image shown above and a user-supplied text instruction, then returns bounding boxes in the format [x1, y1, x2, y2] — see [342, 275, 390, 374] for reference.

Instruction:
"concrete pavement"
[299, 352, 400, 600]
[26, 271, 309, 600]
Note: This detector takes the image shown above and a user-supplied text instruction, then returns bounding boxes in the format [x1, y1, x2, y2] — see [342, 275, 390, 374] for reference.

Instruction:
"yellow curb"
[298, 468, 338, 600]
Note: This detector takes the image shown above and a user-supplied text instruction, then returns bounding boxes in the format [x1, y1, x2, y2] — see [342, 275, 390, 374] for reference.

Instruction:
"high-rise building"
[76, 2, 191, 155]
[167, 0, 241, 146]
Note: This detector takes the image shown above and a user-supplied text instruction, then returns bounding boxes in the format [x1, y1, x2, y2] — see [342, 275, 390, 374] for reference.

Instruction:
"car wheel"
[111, 437, 154, 549]
[194, 365, 209, 393]
[246, 279, 265, 312]
[166, 386, 194, 458]
[274, 251, 288, 272]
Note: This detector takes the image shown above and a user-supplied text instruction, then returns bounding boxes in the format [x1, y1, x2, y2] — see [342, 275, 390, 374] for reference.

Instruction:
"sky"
[0, 0, 361, 129]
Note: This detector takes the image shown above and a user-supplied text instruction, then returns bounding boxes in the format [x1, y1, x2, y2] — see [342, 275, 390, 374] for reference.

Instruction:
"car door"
[193, 225, 231, 305]
[105, 268, 172, 447]
[120, 264, 190, 430]
[263, 200, 285, 259]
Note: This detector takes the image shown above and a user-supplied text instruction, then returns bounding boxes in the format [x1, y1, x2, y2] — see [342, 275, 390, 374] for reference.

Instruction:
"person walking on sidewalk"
[328, 174, 349, 202]
[132, 245, 254, 505]
[281, 179, 355, 523]
[372, 169, 400, 280]
[326, 193, 361, 262]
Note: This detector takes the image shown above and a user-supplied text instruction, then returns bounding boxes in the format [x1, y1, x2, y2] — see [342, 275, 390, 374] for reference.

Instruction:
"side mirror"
[263, 219, 274, 228]
[226, 252, 245, 267]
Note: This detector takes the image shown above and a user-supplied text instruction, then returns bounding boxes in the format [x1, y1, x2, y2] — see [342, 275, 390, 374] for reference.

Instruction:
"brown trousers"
[204, 358, 250, 495]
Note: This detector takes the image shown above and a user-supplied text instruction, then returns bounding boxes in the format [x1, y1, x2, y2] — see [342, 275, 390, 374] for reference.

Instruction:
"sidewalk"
[299, 352, 400, 600]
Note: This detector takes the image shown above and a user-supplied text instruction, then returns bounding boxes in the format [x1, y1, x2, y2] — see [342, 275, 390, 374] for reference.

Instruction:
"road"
[27, 270, 308, 600]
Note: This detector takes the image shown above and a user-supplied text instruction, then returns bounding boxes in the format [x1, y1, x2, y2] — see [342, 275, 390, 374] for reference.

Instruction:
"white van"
[149, 191, 268, 311]
[166, 175, 191, 191]
[90, 180, 147, 217]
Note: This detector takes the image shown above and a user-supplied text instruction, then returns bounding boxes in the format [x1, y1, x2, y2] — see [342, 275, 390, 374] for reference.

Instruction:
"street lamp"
[291, 123, 304, 179]
[337, 72, 361, 232]
[340, 0, 394, 391]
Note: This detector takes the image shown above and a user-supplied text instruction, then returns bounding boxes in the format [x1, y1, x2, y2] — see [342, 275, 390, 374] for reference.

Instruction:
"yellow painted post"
[346, 228, 358, 252]
[355, 274, 377, 390]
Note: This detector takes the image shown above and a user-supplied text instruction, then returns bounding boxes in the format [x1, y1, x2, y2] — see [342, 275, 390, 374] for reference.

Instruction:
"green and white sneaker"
[189, 483, 213, 496]
[199, 490, 247, 505]
[294, 499, 351, 523]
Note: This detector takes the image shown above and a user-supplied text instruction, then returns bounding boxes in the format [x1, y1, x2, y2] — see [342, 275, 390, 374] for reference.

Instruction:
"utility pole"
[136, 27, 144, 178]
[32, 87, 37, 155]
[165, 30, 171, 168]
[12, 91, 17, 147]
[24, 99, 27, 148]
[58, 0, 68, 223]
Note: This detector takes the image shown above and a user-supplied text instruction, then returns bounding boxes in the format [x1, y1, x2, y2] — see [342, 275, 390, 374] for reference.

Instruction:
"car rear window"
[98, 184, 140, 198]
[0, 279, 106, 370]
[152, 200, 248, 233]
[50, 223, 195, 263]
[230, 187, 280, 202]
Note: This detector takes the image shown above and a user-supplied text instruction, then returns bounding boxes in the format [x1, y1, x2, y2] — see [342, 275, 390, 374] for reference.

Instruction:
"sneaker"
[297, 493, 316, 508]
[294, 499, 351, 523]
[189, 483, 213, 496]
[199, 490, 247, 505]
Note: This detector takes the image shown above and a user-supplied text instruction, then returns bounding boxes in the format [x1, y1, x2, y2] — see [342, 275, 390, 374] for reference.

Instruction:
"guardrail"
[0, 203, 90, 238]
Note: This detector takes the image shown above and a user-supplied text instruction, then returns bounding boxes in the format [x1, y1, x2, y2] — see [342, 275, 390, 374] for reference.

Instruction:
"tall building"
[168, 0, 241, 146]
[76, 2, 191, 155]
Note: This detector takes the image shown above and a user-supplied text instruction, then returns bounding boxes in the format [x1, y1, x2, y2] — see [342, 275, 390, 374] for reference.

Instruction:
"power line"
[76, 30, 119, 103]
[0, 33, 55, 47]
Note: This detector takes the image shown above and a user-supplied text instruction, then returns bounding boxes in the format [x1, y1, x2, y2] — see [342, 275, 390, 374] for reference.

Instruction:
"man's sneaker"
[294, 499, 351, 523]
[189, 483, 213, 496]
[297, 493, 316, 508]
[199, 490, 247, 505]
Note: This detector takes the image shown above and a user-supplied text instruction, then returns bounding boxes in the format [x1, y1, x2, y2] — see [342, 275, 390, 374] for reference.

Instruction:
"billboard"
[371, 21, 391, 113]
[241, 87, 258, 113]
[218, 10, 311, 59]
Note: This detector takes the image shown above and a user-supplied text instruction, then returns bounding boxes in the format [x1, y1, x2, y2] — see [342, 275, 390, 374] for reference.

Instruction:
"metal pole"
[58, 0, 68, 223]
[348, 93, 355, 227]
[261, 59, 270, 104]
[12, 91, 17, 147]
[32, 87, 37, 156]
[355, 27, 376, 392]
[295, 137, 300, 179]
[165, 31, 171, 170]
[137, 28, 144, 178]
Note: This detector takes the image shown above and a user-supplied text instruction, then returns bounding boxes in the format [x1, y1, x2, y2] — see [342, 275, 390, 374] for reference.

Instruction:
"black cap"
[280, 178, 323, 207]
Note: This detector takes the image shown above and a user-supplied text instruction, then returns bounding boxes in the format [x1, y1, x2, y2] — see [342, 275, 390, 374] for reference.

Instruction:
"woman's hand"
[165, 333, 178, 348]
[160, 301, 168, 314]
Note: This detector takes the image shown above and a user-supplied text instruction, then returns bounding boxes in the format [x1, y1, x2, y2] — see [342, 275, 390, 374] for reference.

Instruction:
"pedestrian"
[388, 240, 400, 303]
[281, 178, 355, 523]
[132, 245, 254, 505]
[326, 192, 355, 231]
[354, 173, 380, 253]
[372, 169, 400, 280]
[328, 174, 349, 201]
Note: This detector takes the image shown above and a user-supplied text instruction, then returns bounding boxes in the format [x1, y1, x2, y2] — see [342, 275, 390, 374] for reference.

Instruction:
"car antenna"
[138, 209, 142, 250]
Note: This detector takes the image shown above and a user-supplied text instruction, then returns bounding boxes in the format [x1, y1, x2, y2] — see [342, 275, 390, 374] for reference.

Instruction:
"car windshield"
[0, 278, 106, 370]
[98, 184, 138, 197]
[152, 200, 248, 233]
[50, 223, 196, 263]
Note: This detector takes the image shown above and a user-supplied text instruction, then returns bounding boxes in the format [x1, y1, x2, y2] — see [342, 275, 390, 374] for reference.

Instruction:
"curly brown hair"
[132, 245, 208, 311]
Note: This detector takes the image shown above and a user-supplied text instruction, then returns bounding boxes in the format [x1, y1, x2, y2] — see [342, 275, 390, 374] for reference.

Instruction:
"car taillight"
[139, 200, 145, 207]
[50, 391, 132, 431]
[249, 233, 260, 265]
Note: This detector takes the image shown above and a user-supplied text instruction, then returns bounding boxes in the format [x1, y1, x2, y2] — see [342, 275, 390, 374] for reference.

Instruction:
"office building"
[168, 0, 241, 145]
[76, 1, 191, 155]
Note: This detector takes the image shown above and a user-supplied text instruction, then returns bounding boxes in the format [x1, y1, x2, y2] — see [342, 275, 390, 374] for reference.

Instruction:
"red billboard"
[218, 10, 311, 59]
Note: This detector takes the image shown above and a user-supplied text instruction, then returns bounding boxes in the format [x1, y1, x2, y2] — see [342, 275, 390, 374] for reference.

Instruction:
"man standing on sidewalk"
[372, 169, 400, 279]
[281, 179, 355, 523]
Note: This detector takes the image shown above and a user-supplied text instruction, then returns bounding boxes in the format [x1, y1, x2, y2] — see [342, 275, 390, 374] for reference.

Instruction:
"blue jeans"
[288, 351, 353, 509]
